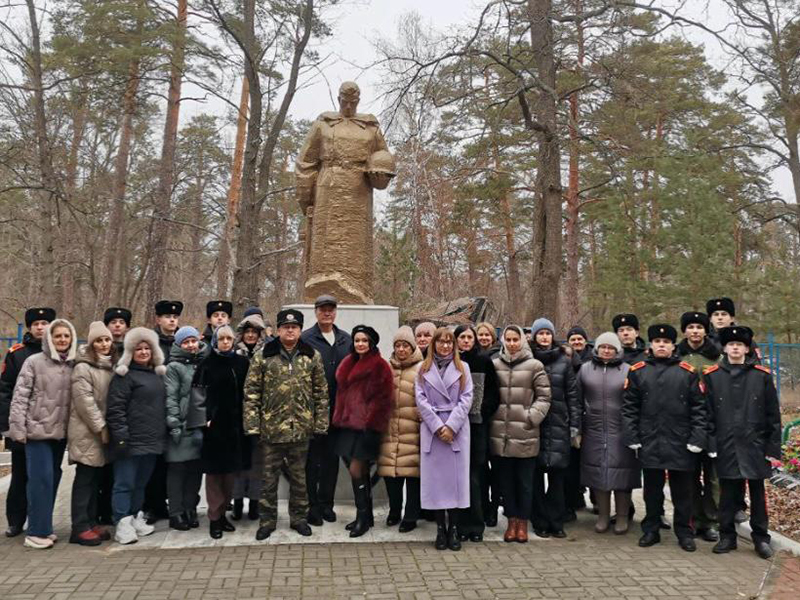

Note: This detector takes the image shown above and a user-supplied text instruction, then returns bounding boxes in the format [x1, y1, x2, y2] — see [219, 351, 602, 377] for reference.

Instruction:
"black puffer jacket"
[106, 363, 167, 457]
[533, 345, 581, 470]
[197, 350, 252, 474]
[622, 355, 706, 472]
[704, 360, 781, 480]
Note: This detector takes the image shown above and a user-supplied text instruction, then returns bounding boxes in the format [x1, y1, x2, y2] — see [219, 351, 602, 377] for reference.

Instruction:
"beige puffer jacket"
[8, 319, 78, 443]
[490, 345, 551, 458]
[67, 347, 114, 467]
[378, 347, 423, 478]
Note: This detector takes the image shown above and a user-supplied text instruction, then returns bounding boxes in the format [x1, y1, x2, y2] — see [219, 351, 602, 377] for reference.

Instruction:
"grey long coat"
[578, 354, 641, 491]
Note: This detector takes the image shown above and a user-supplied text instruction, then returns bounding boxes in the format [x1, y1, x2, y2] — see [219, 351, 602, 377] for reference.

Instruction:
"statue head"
[338, 81, 360, 118]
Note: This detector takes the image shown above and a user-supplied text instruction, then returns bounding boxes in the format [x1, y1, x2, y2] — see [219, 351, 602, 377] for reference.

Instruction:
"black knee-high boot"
[447, 510, 461, 551]
[349, 478, 371, 538]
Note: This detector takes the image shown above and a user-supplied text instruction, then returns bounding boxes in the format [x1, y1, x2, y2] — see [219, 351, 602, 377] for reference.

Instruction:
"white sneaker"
[24, 535, 54, 549]
[114, 516, 138, 545]
[132, 511, 155, 537]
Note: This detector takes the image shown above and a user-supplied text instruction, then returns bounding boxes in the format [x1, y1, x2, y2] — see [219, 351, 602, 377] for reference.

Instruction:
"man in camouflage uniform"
[243, 308, 329, 540]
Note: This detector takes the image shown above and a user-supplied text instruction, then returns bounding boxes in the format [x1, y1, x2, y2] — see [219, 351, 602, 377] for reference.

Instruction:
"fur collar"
[262, 337, 315, 359]
[336, 350, 384, 385]
[115, 327, 166, 376]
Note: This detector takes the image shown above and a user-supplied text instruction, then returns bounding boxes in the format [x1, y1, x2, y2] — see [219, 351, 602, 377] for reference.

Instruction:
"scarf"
[434, 352, 453, 374]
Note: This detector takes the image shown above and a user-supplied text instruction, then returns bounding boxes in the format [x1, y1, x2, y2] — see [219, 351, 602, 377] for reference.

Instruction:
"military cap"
[206, 300, 233, 319]
[706, 297, 735, 317]
[25, 307, 56, 328]
[680, 311, 709, 333]
[612, 313, 639, 331]
[103, 307, 132, 327]
[352, 324, 380, 348]
[314, 294, 338, 308]
[277, 309, 304, 328]
[154, 300, 183, 316]
[719, 325, 753, 347]
[647, 324, 677, 343]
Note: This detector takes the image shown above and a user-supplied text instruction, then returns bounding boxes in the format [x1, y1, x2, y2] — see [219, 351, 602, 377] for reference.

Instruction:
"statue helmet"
[367, 150, 396, 176]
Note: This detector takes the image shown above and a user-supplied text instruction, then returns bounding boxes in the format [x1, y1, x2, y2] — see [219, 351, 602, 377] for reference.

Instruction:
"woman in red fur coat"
[333, 325, 393, 537]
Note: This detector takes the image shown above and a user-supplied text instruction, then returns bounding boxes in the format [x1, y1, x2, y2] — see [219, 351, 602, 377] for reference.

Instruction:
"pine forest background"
[0, 0, 799, 339]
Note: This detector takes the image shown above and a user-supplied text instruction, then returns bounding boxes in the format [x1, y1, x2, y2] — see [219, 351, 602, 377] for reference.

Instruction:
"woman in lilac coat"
[415, 327, 473, 551]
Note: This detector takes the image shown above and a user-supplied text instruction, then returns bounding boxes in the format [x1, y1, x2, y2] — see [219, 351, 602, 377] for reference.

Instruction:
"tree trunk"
[146, 0, 187, 321]
[527, 0, 563, 325]
[217, 76, 249, 296]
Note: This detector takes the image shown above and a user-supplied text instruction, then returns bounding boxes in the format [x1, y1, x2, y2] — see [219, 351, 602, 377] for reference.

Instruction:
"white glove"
[687, 444, 702, 454]
[628, 444, 641, 450]
[766, 456, 779, 462]
[708, 452, 717, 458]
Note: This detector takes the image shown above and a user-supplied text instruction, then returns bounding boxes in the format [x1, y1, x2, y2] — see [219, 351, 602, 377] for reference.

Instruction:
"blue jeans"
[25, 439, 66, 537]
[112, 454, 158, 523]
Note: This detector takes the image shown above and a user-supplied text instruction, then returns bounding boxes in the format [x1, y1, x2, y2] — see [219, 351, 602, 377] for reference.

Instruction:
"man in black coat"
[622, 324, 707, 552]
[104, 307, 132, 356]
[704, 326, 781, 560]
[145, 300, 183, 524]
[202, 300, 233, 344]
[0, 307, 55, 537]
[613, 314, 647, 365]
[300, 295, 352, 525]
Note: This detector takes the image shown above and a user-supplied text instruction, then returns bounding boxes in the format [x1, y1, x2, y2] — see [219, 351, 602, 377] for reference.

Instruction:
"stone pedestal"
[278, 303, 400, 500]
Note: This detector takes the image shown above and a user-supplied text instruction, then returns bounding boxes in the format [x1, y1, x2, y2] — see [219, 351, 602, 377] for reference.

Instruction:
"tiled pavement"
[0, 466, 795, 599]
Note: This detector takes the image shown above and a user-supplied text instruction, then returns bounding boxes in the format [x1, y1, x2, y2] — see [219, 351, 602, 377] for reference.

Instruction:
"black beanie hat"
[25, 307, 56, 328]
[648, 324, 677, 343]
[567, 326, 588, 341]
[706, 297, 735, 317]
[680, 311, 709, 333]
[612, 313, 639, 331]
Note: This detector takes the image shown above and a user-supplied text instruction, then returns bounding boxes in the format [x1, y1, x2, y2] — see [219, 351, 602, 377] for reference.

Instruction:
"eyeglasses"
[435, 340, 454, 346]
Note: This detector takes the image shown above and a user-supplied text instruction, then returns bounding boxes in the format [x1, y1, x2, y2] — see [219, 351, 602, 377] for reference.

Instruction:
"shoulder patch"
[629, 361, 646, 372]
[8, 343, 24, 352]
[754, 365, 771, 374]
[679, 361, 696, 373]
[703, 364, 719, 375]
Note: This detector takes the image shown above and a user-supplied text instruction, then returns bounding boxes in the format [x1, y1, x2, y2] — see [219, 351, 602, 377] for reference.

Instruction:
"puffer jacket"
[0, 332, 43, 435]
[164, 343, 206, 463]
[67, 347, 114, 467]
[533, 345, 581, 470]
[8, 319, 77, 443]
[378, 347, 423, 478]
[490, 346, 551, 458]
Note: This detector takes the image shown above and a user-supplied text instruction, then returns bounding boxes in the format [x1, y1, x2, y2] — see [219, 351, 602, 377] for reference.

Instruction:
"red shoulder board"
[629, 361, 646, 372]
[679, 361, 695, 373]
[8, 343, 24, 352]
[703, 364, 719, 375]
[754, 365, 771, 374]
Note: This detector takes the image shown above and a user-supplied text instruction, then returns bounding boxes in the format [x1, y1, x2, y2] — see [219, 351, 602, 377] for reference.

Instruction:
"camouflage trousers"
[259, 440, 310, 528]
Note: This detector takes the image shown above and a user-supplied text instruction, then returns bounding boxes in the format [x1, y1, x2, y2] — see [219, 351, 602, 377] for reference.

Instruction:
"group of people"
[0, 295, 781, 561]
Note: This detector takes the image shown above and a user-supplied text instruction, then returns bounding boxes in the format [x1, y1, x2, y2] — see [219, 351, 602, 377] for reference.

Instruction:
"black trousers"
[71, 463, 102, 534]
[5, 442, 27, 529]
[384, 476, 421, 523]
[458, 460, 486, 535]
[531, 466, 567, 531]
[306, 434, 339, 514]
[642, 468, 693, 540]
[166, 460, 203, 517]
[493, 456, 535, 520]
[481, 460, 499, 518]
[719, 478, 769, 544]
[97, 464, 114, 522]
[143, 455, 168, 516]
[565, 447, 585, 509]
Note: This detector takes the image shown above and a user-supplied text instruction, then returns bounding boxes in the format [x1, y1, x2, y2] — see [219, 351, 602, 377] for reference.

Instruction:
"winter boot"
[349, 479, 371, 538]
[503, 517, 518, 543]
[447, 514, 462, 551]
[594, 490, 611, 533]
[434, 523, 448, 550]
[614, 491, 631, 535]
[231, 498, 244, 521]
[346, 478, 359, 531]
[248, 499, 259, 521]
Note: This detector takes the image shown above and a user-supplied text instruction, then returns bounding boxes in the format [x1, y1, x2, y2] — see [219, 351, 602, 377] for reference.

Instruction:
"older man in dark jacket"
[300, 295, 352, 525]
[0, 307, 55, 537]
[622, 324, 707, 552]
[704, 326, 781, 560]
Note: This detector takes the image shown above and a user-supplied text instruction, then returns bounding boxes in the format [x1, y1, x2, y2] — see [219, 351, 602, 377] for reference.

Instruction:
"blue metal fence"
[763, 334, 800, 403]
[0, 324, 23, 354]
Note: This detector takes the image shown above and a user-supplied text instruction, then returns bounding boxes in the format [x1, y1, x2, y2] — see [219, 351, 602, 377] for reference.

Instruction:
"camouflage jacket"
[243, 338, 329, 443]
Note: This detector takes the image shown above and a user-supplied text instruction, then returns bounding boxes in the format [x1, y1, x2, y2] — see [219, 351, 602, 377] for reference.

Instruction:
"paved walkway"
[0, 466, 795, 599]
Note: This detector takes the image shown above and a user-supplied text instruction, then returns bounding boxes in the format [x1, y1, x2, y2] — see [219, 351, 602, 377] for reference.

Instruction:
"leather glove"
[687, 444, 702, 454]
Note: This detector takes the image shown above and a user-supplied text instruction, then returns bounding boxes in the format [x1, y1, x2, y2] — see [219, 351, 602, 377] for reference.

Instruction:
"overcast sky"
[181, 0, 794, 203]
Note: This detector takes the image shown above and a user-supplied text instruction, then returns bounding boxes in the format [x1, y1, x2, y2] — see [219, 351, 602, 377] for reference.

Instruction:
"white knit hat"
[87, 321, 113, 345]
[594, 331, 622, 354]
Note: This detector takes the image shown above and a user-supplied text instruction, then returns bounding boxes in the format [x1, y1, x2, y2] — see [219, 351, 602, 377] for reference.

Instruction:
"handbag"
[185, 368, 208, 430]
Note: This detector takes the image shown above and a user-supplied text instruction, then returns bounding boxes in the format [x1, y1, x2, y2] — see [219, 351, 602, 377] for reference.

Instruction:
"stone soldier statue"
[295, 81, 396, 304]
[243, 309, 329, 540]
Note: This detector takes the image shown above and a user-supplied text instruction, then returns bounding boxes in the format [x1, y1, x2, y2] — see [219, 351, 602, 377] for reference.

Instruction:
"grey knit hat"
[593, 331, 622, 354]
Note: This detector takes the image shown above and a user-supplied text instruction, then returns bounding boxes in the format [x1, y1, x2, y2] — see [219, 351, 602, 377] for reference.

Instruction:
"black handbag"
[185, 368, 208, 430]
